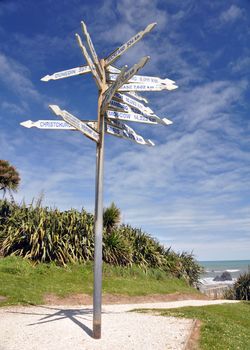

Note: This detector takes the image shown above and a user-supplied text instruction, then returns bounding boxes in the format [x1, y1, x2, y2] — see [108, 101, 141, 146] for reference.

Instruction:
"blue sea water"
[199, 260, 250, 280]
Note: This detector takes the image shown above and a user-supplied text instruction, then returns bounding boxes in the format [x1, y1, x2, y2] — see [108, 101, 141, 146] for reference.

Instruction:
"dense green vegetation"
[0, 160, 20, 200]
[0, 199, 203, 286]
[224, 272, 250, 300]
[0, 256, 198, 306]
[154, 302, 250, 350]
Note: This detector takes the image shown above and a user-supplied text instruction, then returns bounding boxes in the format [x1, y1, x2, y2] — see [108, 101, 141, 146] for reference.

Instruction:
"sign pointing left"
[41, 65, 91, 82]
[49, 105, 99, 142]
[20, 120, 74, 129]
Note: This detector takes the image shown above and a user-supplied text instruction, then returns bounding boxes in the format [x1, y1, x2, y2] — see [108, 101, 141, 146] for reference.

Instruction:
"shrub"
[0, 199, 204, 285]
[1, 202, 95, 265]
[225, 272, 250, 300]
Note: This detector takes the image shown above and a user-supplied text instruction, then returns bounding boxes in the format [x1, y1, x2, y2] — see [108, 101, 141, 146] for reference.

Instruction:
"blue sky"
[0, 0, 249, 261]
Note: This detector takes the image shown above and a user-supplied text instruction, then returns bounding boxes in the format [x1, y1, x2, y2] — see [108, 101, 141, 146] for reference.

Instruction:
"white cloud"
[219, 5, 244, 23]
[0, 53, 41, 100]
[230, 56, 250, 75]
[1, 101, 26, 115]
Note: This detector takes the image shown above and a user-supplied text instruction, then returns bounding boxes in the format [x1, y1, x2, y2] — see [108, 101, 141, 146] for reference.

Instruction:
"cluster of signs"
[22, 21, 178, 146]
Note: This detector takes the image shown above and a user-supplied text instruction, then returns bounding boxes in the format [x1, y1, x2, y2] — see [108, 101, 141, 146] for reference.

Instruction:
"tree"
[103, 202, 121, 233]
[0, 160, 20, 200]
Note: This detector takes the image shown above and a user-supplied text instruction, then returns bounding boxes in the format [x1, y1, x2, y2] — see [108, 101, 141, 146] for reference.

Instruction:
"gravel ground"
[0, 300, 238, 350]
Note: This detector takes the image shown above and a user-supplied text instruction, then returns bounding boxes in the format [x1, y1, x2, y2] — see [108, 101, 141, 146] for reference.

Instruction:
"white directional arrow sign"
[108, 99, 131, 113]
[118, 82, 178, 92]
[41, 65, 91, 82]
[49, 105, 99, 142]
[105, 22, 156, 66]
[106, 120, 154, 146]
[113, 92, 153, 114]
[81, 21, 102, 76]
[107, 72, 176, 86]
[101, 66, 127, 114]
[109, 97, 152, 117]
[76, 33, 102, 89]
[101, 56, 149, 113]
[20, 119, 98, 130]
[127, 91, 149, 104]
[106, 65, 120, 74]
[20, 120, 75, 129]
[106, 110, 173, 126]
[20, 119, 153, 146]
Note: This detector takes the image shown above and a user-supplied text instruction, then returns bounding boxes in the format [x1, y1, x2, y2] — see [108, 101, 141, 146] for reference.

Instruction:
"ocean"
[198, 260, 250, 286]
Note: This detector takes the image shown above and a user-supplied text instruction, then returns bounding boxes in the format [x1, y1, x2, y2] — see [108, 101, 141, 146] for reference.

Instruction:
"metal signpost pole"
[21, 20, 178, 341]
[93, 59, 105, 339]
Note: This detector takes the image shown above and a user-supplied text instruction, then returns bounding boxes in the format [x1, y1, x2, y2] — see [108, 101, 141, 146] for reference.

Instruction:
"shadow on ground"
[7, 305, 100, 338]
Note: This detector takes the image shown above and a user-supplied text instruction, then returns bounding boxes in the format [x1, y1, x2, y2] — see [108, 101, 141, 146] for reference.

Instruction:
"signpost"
[20, 120, 75, 130]
[101, 56, 149, 114]
[49, 105, 99, 142]
[20, 119, 154, 146]
[41, 65, 91, 82]
[21, 20, 178, 340]
[106, 110, 173, 125]
[118, 82, 178, 92]
[75, 33, 102, 89]
[113, 92, 154, 115]
[108, 72, 176, 85]
[106, 120, 154, 146]
[104, 22, 156, 66]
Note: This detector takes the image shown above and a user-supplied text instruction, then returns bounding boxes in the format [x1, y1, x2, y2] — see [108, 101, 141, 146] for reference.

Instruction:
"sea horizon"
[198, 259, 250, 281]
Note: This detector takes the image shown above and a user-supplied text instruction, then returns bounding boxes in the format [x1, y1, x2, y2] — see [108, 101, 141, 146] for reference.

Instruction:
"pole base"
[93, 322, 101, 339]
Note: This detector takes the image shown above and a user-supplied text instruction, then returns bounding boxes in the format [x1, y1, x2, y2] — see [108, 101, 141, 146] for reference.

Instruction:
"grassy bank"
[0, 256, 199, 306]
[156, 302, 250, 350]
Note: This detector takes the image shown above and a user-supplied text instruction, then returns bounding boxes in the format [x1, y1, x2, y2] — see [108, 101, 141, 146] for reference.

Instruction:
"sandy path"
[0, 300, 238, 350]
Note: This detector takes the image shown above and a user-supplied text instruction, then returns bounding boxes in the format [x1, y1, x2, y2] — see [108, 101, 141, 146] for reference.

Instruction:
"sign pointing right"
[104, 23, 156, 66]
[101, 56, 149, 114]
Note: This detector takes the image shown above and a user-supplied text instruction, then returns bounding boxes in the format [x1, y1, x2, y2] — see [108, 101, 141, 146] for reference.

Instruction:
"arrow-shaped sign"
[117, 82, 178, 92]
[41, 65, 91, 82]
[106, 119, 154, 146]
[101, 56, 149, 113]
[20, 120, 75, 129]
[75, 33, 102, 89]
[108, 99, 131, 113]
[107, 72, 176, 86]
[113, 92, 153, 115]
[81, 21, 102, 76]
[106, 65, 121, 74]
[101, 66, 127, 114]
[127, 91, 149, 104]
[106, 110, 173, 126]
[105, 22, 156, 66]
[49, 105, 99, 142]
[20, 119, 98, 130]
[20, 119, 153, 146]
[109, 97, 152, 117]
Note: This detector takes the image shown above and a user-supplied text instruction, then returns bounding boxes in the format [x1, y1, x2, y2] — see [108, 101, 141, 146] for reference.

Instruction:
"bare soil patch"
[0, 295, 7, 302]
[185, 319, 202, 350]
[44, 292, 210, 305]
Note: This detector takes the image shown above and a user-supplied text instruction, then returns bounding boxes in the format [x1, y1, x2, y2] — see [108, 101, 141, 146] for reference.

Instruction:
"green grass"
[0, 256, 198, 306]
[156, 302, 250, 350]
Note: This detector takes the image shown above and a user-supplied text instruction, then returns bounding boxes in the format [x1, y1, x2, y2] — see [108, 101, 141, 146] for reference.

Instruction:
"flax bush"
[0, 199, 203, 284]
